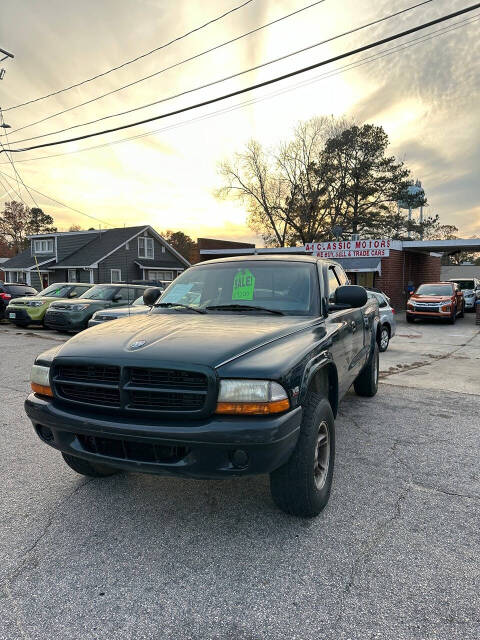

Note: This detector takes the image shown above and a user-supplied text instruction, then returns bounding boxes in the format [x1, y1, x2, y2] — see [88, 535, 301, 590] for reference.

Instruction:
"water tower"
[398, 180, 426, 238]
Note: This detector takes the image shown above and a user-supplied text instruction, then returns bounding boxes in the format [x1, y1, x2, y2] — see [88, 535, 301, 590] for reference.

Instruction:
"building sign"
[304, 239, 391, 259]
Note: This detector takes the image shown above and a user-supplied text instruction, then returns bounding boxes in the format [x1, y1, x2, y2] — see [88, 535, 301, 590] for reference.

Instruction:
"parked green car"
[6, 282, 93, 328]
[44, 283, 147, 332]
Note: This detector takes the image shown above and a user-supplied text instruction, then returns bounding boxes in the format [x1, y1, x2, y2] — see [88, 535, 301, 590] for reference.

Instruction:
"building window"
[147, 270, 173, 282]
[161, 246, 165, 253]
[111, 269, 122, 283]
[138, 236, 154, 259]
[68, 269, 78, 282]
[34, 239, 54, 254]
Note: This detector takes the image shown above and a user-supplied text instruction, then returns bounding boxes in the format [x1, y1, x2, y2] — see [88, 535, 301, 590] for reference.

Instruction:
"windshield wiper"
[206, 304, 284, 315]
[154, 302, 207, 314]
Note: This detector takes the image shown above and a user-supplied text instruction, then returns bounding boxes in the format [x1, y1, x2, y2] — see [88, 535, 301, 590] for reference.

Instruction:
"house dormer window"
[34, 239, 54, 254]
[138, 236, 154, 259]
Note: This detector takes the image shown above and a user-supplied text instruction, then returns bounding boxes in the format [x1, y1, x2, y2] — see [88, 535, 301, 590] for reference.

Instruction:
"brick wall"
[195, 238, 255, 263]
[376, 250, 441, 310]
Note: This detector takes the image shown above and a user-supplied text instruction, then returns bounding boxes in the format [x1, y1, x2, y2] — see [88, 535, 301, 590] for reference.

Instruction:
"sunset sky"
[0, 0, 479, 243]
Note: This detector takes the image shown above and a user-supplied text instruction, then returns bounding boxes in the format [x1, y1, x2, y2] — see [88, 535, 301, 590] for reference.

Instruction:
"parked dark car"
[44, 284, 147, 332]
[407, 282, 464, 324]
[0, 282, 38, 319]
[25, 256, 379, 517]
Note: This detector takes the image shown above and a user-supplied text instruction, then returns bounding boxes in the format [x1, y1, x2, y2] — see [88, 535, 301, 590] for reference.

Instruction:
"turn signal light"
[215, 398, 290, 415]
[31, 382, 53, 397]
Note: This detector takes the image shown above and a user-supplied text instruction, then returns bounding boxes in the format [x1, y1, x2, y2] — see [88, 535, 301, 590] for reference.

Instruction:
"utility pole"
[0, 45, 14, 81]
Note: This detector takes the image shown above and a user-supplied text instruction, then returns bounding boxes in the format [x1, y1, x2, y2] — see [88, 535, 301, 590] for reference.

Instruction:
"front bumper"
[25, 394, 302, 478]
[464, 298, 476, 309]
[406, 307, 452, 319]
[6, 306, 45, 324]
[44, 310, 88, 331]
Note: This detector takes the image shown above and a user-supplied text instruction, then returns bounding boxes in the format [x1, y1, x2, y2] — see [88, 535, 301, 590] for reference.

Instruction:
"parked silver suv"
[366, 289, 396, 352]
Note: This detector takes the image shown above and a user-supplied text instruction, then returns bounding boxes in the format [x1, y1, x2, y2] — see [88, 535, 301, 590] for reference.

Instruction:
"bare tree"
[216, 117, 349, 246]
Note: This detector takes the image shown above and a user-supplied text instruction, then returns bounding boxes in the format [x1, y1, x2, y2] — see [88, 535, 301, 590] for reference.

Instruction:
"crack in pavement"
[1, 476, 94, 635]
[3, 478, 94, 584]
[411, 481, 480, 502]
[332, 485, 411, 631]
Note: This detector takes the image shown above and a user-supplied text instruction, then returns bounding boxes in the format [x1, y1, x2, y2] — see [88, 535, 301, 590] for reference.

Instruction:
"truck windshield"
[157, 262, 319, 315]
[415, 284, 453, 296]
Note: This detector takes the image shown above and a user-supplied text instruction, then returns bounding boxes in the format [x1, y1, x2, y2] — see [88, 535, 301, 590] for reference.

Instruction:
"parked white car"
[366, 289, 396, 352]
[448, 278, 480, 311]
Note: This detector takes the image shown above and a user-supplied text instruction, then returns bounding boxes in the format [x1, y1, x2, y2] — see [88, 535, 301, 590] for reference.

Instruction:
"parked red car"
[406, 282, 464, 324]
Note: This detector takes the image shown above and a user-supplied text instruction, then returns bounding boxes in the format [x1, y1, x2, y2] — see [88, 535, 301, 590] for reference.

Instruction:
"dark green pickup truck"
[25, 255, 379, 517]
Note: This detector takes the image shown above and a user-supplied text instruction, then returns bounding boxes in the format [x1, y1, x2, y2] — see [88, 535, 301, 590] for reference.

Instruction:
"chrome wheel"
[314, 421, 330, 490]
[380, 327, 389, 351]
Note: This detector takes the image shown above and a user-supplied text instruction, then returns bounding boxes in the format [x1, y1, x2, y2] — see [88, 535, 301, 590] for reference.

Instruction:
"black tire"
[62, 452, 120, 477]
[406, 314, 414, 323]
[13, 322, 29, 328]
[379, 325, 390, 352]
[354, 342, 379, 397]
[270, 394, 335, 518]
[448, 306, 457, 324]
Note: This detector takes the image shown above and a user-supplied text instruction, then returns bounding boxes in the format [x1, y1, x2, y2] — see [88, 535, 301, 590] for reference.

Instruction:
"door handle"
[350, 320, 357, 332]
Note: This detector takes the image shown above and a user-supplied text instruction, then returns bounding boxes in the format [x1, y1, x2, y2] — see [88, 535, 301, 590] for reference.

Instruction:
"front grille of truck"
[77, 434, 189, 463]
[52, 361, 214, 416]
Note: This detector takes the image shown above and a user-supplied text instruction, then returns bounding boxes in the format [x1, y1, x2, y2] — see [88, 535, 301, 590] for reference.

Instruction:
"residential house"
[1, 225, 190, 289]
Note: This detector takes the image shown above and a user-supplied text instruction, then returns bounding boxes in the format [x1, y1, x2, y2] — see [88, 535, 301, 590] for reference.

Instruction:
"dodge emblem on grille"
[130, 340, 146, 350]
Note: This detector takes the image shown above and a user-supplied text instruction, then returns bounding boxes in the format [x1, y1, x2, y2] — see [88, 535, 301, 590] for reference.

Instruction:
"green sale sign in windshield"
[232, 269, 255, 300]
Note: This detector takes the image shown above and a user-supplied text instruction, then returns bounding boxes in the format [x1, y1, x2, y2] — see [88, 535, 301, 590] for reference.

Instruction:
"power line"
[0, 111, 40, 207]
[4, 3, 479, 155]
[9, 0, 437, 145]
[0, 167, 116, 227]
[10, 0, 330, 135]
[2, 0, 255, 112]
[4, 12, 477, 167]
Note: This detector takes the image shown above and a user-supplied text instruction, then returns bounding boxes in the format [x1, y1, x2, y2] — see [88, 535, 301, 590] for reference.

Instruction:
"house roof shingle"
[53, 226, 148, 267]
[2, 250, 56, 270]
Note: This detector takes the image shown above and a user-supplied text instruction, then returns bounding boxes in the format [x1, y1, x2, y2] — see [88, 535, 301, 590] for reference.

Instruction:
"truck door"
[332, 265, 366, 375]
[324, 266, 359, 396]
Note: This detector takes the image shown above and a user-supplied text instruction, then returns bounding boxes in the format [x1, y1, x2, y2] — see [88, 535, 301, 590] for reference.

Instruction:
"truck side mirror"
[334, 285, 368, 308]
[143, 286, 162, 307]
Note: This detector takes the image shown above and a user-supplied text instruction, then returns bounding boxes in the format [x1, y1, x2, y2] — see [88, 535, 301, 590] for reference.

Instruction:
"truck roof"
[194, 254, 337, 266]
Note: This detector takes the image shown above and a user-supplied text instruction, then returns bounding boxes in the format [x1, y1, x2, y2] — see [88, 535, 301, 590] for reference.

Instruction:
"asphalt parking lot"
[1, 314, 479, 640]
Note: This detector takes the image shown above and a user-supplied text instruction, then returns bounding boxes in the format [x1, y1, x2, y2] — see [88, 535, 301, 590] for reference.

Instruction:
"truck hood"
[56, 312, 317, 369]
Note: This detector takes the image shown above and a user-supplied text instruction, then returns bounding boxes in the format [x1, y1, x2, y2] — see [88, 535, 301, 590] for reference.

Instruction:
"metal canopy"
[334, 257, 381, 273]
[403, 239, 480, 253]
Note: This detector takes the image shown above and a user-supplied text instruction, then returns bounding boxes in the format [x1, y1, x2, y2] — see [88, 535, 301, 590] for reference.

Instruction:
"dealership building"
[197, 237, 480, 310]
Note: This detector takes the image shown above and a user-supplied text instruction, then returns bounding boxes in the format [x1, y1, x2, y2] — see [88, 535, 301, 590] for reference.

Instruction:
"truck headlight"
[215, 379, 290, 415]
[26, 300, 45, 307]
[31, 364, 53, 397]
